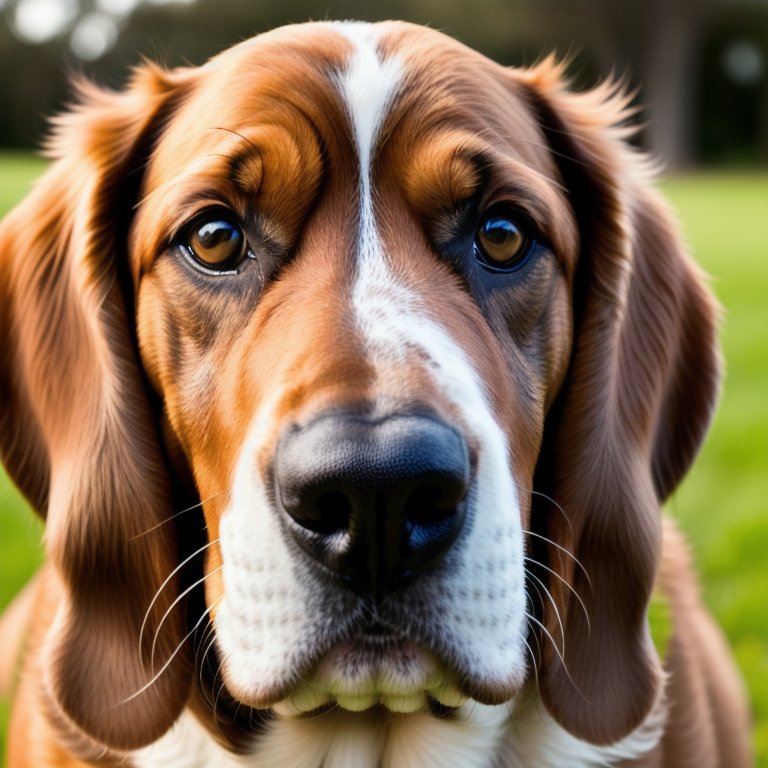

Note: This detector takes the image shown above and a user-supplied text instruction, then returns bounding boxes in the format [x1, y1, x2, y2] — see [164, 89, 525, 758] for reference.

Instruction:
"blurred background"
[0, 0, 766, 765]
[1, 0, 767, 165]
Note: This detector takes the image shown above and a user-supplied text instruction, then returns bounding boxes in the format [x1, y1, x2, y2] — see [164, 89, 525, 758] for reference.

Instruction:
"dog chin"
[269, 631, 470, 717]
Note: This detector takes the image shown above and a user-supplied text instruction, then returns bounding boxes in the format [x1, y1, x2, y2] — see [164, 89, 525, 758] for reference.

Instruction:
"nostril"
[400, 477, 467, 580]
[404, 483, 461, 527]
[279, 485, 352, 536]
[310, 491, 352, 535]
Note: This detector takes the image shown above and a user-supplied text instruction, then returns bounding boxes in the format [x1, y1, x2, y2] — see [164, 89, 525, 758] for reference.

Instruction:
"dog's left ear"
[510, 61, 721, 744]
[0, 65, 197, 751]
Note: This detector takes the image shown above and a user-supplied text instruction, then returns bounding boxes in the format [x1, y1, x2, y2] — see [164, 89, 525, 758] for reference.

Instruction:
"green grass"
[660, 173, 768, 764]
[0, 153, 766, 764]
[0, 152, 48, 218]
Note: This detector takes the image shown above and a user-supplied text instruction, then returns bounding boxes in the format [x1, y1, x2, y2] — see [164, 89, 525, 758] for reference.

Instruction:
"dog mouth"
[271, 623, 469, 717]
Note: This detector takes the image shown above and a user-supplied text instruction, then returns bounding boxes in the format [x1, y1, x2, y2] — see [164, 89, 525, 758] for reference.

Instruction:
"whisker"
[151, 565, 224, 672]
[505, 632, 539, 728]
[232, 697, 252, 730]
[456, 127, 573, 194]
[193, 613, 217, 658]
[523, 529, 592, 589]
[525, 575, 544, 618]
[522, 635, 539, 684]
[120, 594, 224, 707]
[525, 612, 565, 668]
[130, 491, 226, 540]
[525, 601, 543, 666]
[525, 612, 586, 696]
[138, 538, 220, 664]
[528, 489, 574, 533]
[506, 135, 595, 174]
[198, 628, 222, 709]
[525, 556, 592, 632]
[525, 567, 565, 651]
[523, 587, 545, 675]
[212, 650, 234, 731]
[209, 126, 260, 153]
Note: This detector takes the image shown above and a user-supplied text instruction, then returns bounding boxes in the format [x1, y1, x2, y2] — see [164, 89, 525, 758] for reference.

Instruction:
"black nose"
[274, 413, 471, 598]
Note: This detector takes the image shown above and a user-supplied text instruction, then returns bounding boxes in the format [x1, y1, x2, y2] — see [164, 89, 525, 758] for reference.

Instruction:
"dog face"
[0, 20, 720, 757]
[132, 21, 576, 716]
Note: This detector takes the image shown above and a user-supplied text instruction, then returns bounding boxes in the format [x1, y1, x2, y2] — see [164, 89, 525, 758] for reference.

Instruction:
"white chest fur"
[135, 688, 664, 768]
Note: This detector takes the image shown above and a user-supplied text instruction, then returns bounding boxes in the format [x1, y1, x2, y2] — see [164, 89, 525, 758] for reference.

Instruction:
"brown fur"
[0, 21, 751, 767]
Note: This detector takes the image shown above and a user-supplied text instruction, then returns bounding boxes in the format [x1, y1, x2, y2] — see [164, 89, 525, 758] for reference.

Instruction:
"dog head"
[0, 21, 719, 755]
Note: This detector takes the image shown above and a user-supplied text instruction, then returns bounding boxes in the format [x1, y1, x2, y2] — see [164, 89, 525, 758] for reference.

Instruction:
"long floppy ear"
[514, 61, 721, 745]
[0, 65, 196, 750]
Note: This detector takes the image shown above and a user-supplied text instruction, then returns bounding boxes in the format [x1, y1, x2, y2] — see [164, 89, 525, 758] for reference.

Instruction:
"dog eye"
[186, 217, 246, 270]
[474, 212, 530, 272]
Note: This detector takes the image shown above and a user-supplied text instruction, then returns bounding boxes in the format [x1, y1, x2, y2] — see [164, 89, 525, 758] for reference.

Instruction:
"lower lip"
[272, 639, 469, 717]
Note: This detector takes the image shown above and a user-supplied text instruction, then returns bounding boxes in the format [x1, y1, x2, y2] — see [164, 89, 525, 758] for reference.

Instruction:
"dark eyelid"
[180, 206, 240, 238]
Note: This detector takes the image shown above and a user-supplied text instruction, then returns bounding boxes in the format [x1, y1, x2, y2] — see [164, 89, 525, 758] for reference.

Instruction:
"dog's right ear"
[511, 59, 721, 746]
[0, 64, 198, 752]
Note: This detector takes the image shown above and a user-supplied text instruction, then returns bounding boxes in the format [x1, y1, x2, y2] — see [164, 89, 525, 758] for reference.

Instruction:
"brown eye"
[475, 213, 529, 271]
[187, 217, 245, 270]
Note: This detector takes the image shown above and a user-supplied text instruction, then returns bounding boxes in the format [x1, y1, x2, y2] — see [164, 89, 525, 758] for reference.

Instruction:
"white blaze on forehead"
[331, 21, 403, 228]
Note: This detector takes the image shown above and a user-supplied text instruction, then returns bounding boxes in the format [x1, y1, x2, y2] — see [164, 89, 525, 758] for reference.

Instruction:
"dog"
[0, 20, 751, 768]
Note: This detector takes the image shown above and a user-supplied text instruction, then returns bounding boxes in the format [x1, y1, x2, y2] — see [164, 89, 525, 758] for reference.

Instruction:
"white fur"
[135, 703, 507, 768]
[214, 397, 311, 699]
[504, 687, 666, 767]
[135, 688, 663, 767]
